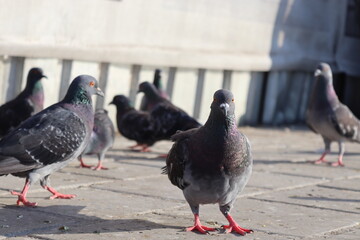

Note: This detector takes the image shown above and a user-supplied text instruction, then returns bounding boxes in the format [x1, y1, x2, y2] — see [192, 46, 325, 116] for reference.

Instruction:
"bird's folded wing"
[164, 128, 198, 190]
[0, 106, 86, 166]
[331, 104, 360, 141]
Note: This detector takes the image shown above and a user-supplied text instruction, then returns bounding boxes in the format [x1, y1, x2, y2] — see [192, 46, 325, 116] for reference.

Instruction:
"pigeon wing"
[0, 98, 34, 135]
[0, 106, 86, 166]
[163, 128, 198, 190]
[330, 104, 360, 142]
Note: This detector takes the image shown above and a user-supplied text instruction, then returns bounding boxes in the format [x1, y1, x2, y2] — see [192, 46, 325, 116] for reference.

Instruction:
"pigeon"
[78, 109, 115, 170]
[110, 95, 158, 152]
[0, 68, 47, 136]
[306, 63, 360, 167]
[138, 81, 202, 138]
[163, 89, 253, 235]
[0, 75, 104, 206]
[140, 69, 170, 111]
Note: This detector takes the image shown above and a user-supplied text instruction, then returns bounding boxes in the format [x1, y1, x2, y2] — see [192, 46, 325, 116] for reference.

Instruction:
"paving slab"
[0, 127, 359, 240]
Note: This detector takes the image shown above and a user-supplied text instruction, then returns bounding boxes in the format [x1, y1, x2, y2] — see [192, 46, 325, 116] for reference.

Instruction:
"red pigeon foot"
[43, 186, 76, 200]
[186, 214, 216, 234]
[10, 190, 37, 207]
[222, 214, 253, 235]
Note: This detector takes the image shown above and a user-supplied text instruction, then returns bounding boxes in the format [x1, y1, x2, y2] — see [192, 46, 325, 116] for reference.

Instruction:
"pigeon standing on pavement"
[0, 68, 47, 136]
[110, 95, 158, 152]
[306, 63, 360, 166]
[138, 81, 202, 138]
[163, 89, 253, 235]
[0, 75, 104, 206]
[78, 109, 115, 170]
[140, 69, 170, 112]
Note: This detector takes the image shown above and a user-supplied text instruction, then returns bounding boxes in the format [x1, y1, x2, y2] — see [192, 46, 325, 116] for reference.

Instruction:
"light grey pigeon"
[78, 109, 115, 170]
[163, 89, 253, 235]
[0, 75, 103, 206]
[306, 62, 360, 166]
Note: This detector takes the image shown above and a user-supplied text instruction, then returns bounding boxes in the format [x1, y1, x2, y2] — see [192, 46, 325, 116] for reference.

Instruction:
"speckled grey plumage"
[306, 62, 360, 166]
[163, 89, 253, 234]
[0, 68, 46, 136]
[0, 75, 104, 206]
[79, 109, 115, 170]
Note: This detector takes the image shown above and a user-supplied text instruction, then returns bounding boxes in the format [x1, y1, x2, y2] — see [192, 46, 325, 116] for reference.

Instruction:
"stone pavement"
[0, 127, 359, 240]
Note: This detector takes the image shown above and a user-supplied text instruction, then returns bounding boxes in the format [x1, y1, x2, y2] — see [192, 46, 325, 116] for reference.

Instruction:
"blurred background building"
[0, 0, 359, 126]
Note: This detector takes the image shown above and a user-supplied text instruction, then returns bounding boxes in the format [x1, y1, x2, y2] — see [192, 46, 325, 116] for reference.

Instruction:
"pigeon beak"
[108, 101, 114, 105]
[42, 75, 48, 79]
[96, 87, 104, 97]
[219, 103, 230, 116]
[314, 69, 322, 77]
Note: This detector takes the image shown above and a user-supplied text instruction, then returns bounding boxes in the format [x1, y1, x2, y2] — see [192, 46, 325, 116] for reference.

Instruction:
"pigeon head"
[314, 63, 333, 85]
[211, 89, 235, 118]
[63, 75, 104, 104]
[109, 95, 133, 111]
[25, 68, 47, 90]
[138, 81, 160, 99]
[28, 68, 47, 81]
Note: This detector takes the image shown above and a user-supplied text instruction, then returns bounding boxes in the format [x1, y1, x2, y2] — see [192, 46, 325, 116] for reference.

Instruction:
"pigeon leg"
[78, 156, 92, 168]
[129, 144, 151, 152]
[186, 205, 216, 234]
[92, 153, 108, 170]
[10, 179, 37, 206]
[222, 214, 253, 235]
[140, 145, 151, 152]
[40, 176, 76, 200]
[129, 144, 142, 150]
[186, 214, 216, 234]
[331, 142, 345, 167]
[314, 138, 331, 164]
[220, 204, 252, 235]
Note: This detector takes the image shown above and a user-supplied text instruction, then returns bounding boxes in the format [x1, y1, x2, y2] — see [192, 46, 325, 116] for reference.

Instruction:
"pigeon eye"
[213, 98, 216, 102]
[89, 81, 95, 87]
[232, 98, 234, 102]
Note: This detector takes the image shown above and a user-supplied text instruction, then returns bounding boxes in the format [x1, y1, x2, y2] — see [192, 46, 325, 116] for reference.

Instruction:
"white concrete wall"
[0, 0, 351, 73]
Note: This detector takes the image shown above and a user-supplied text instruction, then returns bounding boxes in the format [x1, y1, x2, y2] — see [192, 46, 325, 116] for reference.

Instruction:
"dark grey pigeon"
[0, 75, 103, 206]
[138, 81, 202, 140]
[78, 109, 115, 170]
[110, 95, 158, 152]
[0, 68, 47, 136]
[306, 63, 360, 167]
[140, 69, 170, 111]
[138, 81, 167, 111]
[163, 89, 253, 235]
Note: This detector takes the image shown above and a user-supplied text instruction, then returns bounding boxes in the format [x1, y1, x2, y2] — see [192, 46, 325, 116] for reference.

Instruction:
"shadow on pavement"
[1, 204, 180, 238]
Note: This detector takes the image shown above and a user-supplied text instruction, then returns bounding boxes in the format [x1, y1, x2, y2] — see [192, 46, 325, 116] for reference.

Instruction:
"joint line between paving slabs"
[249, 197, 360, 215]
[304, 222, 360, 239]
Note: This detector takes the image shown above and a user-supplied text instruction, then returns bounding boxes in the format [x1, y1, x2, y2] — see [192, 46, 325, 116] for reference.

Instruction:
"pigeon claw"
[129, 144, 151, 152]
[10, 191, 37, 207]
[186, 214, 216, 234]
[186, 224, 215, 234]
[92, 163, 108, 171]
[222, 224, 253, 235]
[330, 161, 345, 167]
[223, 214, 253, 235]
[313, 159, 327, 164]
[49, 193, 76, 200]
[43, 186, 76, 200]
